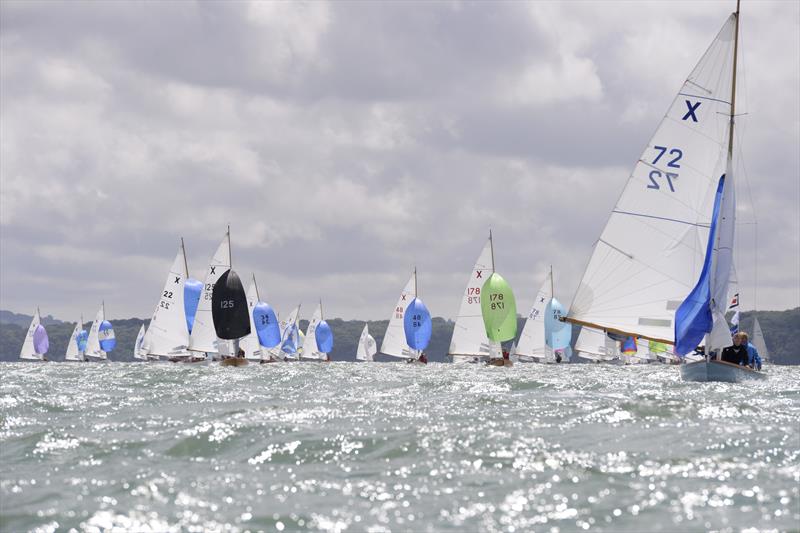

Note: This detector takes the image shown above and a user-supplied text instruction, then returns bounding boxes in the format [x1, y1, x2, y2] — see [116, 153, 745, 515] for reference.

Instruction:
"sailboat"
[141, 239, 197, 363]
[188, 229, 231, 361]
[240, 275, 281, 363]
[379, 270, 418, 361]
[403, 272, 432, 364]
[85, 303, 114, 362]
[19, 308, 48, 362]
[133, 325, 148, 361]
[65, 316, 87, 362]
[515, 267, 573, 364]
[448, 235, 494, 364]
[566, 2, 755, 381]
[481, 268, 517, 367]
[273, 305, 302, 361]
[751, 316, 769, 363]
[300, 301, 334, 361]
[356, 323, 377, 362]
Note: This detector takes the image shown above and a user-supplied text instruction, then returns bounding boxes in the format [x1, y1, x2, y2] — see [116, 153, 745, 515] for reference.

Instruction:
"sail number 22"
[647, 145, 682, 192]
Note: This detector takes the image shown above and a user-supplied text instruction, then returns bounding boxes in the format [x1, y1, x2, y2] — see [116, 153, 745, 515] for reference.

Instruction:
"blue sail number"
[648, 146, 683, 191]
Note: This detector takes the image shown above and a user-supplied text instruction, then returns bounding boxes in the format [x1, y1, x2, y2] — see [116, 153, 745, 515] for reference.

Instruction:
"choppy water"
[1, 363, 798, 533]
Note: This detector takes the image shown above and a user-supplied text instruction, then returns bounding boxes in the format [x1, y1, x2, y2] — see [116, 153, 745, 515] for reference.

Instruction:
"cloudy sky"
[1, 0, 798, 322]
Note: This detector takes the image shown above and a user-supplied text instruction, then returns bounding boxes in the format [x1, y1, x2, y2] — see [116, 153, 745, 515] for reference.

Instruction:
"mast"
[181, 237, 189, 278]
[550, 265, 554, 297]
[227, 225, 232, 267]
[320, 298, 323, 320]
[414, 267, 418, 296]
[253, 273, 260, 301]
[489, 229, 495, 271]
[728, 0, 740, 159]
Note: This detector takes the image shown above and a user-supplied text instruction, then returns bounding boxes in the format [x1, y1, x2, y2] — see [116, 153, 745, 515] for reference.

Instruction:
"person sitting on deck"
[720, 333, 749, 366]
[418, 352, 428, 364]
[737, 332, 762, 370]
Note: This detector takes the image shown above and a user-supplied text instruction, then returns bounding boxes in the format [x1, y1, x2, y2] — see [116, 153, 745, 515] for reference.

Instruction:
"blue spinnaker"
[184, 278, 203, 334]
[316, 320, 334, 353]
[545, 297, 572, 350]
[674, 175, 725, 356]
[253, 302, 281, 348]
[282, 324, 299, 354]
[77, 330, 88, 352]
[33, 325, 49, 355]
[99, 320, 116, 352]
[403, 298, 432, 351]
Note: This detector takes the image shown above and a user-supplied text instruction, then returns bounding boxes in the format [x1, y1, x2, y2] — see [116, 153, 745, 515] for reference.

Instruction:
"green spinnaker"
[648, 340, 669, 355]
[480, 273, 517, 342]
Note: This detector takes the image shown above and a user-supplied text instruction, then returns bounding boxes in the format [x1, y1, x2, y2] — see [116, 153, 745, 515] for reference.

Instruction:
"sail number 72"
[647, 145, 682, 192]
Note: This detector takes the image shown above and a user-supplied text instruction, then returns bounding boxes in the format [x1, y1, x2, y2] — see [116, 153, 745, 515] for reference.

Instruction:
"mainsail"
[515, 274, 552, 361]
[301, 303, 326, 360]
[448, 237, 494, 362]
[142, 240, 192, 357]
[241, 276, 262, 359]
[568, 14, 738, 348]
[189, 230, 231, 354]
[380, 271, 416, 358]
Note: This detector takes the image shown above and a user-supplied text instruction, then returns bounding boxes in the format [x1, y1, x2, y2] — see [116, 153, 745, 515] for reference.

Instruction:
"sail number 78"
[647, 145, 682, 192]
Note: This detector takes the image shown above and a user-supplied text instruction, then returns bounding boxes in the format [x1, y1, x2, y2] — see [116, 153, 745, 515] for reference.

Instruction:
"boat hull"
[680, 360, 766, 382]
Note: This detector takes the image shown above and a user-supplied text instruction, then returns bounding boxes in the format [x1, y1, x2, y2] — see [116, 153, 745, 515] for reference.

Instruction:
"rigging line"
[611, 210, 711, 228]
[677, 92, 732, 106]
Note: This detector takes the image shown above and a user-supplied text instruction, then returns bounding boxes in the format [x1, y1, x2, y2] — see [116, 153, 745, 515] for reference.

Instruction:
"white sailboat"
[19, 308, 45, 361]
[142, 239, 195, 362]
[85, 303, 109, 362]
[188, 229, 231, 360]
[448, 236, 493, 364]
[64, 316, 86, 362]
[751, 316, 769, 363]
[515, 274, 551, 363]
[133, 324, 148, 361]
[356, 323, 377, 362]
[300, 302, 327, 361]
[241, 275, 263, 361]
[380, 271, 417, 360]
[273, 305, 301, 361]
[567, 4, 742, 369]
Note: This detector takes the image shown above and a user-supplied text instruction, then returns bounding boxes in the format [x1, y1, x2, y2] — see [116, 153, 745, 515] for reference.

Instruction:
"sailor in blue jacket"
[738, 332, 762, 370]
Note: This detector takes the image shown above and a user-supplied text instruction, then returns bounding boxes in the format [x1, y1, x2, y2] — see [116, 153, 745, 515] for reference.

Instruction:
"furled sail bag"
[99, 320, 116, 352]
[403, 298, 432, 351]
[212, 269, 251, 340]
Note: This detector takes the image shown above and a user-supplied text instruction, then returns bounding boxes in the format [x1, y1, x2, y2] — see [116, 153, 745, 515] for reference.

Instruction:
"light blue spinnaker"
[404, 298, 432, 351]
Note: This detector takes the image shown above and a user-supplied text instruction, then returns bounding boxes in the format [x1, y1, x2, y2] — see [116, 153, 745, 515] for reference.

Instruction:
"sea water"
[1, 363, 798, 532]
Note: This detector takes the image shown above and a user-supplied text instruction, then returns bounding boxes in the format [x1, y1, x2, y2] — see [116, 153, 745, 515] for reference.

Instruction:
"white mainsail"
[380, 272, 416, 359]
[64, 317, 84, 361]
[515, 273, 553, 361]
[189, 230, 231, 354]
[241, 277, 262, 360]
[751, 316, 769, 362]
[85, 304, 107, 360]
[568, 15, 738, 345]
[134, 324, 148, 360]
[356, 323, 377, 362]
[19, 308, 44, 361]
[448, 238, 493, 362]
[301, 303, 325, 360]
[142, 241, 192, 357]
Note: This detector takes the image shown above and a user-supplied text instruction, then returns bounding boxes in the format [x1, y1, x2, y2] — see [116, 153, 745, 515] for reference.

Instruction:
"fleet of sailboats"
[12, 4, 774, 379]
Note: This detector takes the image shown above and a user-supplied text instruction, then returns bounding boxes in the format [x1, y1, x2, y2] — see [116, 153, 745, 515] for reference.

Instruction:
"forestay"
[380, 272, 416, 358]
[568, 15, 738, 343]
[448, 238, 493, 361]
[142, 242, 192, 357]
[189, 231, 231, 354]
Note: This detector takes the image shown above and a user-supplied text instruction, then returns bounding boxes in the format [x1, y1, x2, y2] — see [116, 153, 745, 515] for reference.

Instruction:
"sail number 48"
[648, 145, 682, 192]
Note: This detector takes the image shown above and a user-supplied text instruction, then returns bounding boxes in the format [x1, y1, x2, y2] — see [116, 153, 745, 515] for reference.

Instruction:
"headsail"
[189, 230, 231, 354]
[142, 241, 192, 357]
[134, 324, 148, 360]
[751, 316, 769, 362]
[448, 237, 494, 360]
[380, 272, 416, 358]
[568, 15, 738, 344]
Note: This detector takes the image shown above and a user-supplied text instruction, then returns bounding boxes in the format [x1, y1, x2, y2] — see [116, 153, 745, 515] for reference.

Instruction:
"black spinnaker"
[212, 269, 251, 340]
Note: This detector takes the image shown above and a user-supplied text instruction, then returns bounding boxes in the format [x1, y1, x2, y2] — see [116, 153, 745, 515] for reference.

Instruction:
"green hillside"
[1, 309, 797, 364]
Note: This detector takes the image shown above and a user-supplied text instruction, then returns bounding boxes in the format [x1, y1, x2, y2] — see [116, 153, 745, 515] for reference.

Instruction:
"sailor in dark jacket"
[721, 333, 749, 365]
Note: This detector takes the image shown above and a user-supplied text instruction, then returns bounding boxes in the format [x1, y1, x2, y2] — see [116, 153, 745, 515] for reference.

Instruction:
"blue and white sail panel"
[99, 320, 116, 352]
[184, 278, 203, 334]
[568, 15, 737, 342]
[316, 320, 333, 354]
[254, 302, 280, 348]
